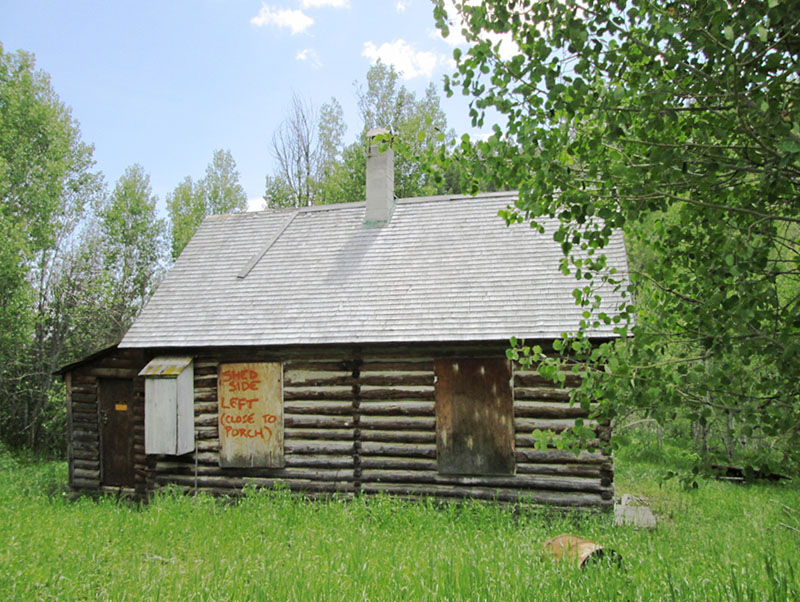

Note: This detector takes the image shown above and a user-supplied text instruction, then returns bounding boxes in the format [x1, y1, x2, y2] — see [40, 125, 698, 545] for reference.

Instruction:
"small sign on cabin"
[218, 362, 284, 468]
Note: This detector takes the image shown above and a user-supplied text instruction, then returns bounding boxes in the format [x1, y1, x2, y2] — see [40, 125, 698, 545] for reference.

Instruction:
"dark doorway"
[99, 378, 135, 487]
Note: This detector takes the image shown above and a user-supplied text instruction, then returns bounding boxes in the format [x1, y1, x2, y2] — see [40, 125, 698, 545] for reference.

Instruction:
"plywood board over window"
[218, 362, 284, 468]
[434, 358, 515, 475]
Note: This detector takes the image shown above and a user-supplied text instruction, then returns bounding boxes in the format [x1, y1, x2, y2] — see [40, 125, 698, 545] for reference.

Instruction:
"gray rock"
[614, 496, 657, 528]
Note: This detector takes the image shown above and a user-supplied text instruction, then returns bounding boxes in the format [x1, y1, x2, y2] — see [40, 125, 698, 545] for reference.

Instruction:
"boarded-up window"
[434, 358, 515, 475]
[218, 362, 284, 468]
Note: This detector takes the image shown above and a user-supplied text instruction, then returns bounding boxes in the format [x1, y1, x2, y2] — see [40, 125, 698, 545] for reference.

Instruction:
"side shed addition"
[58, 345, 147, 494]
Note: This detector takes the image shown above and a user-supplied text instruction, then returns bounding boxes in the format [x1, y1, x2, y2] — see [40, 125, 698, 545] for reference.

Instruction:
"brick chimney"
[363, 128, 394, 226]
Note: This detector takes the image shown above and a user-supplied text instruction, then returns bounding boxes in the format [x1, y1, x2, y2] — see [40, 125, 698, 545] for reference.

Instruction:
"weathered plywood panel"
[143, 357, 194, 455]
[218, 363, 284, 468]
[435, 358, 515, 475]
[145, 378, 177, 454]
[176, 366, 194, 454]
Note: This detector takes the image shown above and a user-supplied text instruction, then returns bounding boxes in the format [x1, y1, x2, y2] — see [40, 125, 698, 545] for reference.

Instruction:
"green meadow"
[1, 442, 797, 601]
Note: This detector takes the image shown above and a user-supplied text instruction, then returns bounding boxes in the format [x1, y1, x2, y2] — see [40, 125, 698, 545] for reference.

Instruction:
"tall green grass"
[0, 444, 797, 601]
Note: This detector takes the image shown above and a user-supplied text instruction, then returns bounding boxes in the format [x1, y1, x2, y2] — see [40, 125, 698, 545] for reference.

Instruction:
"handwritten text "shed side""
[220, 368, 261, 392]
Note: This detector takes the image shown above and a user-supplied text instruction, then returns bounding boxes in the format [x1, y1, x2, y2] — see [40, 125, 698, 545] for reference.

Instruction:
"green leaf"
[723, 26, 734, 41]
[778, 139, 800, 153]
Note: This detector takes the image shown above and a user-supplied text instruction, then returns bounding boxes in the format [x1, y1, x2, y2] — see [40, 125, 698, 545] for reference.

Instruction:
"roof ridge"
[206, 191, 520, 221]
[396, 191, 518, 205]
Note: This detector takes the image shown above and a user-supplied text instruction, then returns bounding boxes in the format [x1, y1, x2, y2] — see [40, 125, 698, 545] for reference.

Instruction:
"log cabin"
[57, 130, 630, 509]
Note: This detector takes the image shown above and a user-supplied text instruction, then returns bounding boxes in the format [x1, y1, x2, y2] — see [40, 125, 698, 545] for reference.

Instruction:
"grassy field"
[1, 444, 798, 601]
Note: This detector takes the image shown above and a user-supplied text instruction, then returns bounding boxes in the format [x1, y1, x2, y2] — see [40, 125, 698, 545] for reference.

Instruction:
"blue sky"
[1, 0, 480, 211]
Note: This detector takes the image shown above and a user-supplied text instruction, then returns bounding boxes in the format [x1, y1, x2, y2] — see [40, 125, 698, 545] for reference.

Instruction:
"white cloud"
[296, 47, 322, 68]
[250, 4, 314, 35]
[395, 0, 409, 13]
[301, 0, 350, 7]
[247, 197, 266, 212]
[362, 39, 446, 80]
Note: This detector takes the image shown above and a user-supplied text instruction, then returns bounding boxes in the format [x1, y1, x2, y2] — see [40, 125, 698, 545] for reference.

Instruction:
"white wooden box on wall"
[140, 356, 194, 455]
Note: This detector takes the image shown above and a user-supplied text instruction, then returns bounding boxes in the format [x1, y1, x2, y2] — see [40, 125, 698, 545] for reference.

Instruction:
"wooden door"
[99, 378, 135, 487]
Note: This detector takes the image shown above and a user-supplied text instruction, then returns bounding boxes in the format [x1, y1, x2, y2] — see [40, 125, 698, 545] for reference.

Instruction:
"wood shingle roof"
[119, 192, 629, 348]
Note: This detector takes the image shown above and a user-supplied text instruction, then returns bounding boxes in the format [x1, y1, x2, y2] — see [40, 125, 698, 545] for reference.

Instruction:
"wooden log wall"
[68, 371, 101, 490]
[150, 358, 358, 497]
[146, 348, 613, 509]
[511, 367, 614, 509]
[130, 379, 146, 497]
[357, 359, 613, 509]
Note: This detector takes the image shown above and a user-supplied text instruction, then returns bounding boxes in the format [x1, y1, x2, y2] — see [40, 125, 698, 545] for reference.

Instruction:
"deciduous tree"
[266, 94, 346, 208]
[265, 63, 462, 208]
[203, 148, 247, 215]
[356, 61, 455, 198]
[99, 164, 166, 340]
[167, 149, 247, 259]
[437, 0, 800, 471]
[166, 176, 202, 260]
[0, 44, 102, 451]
